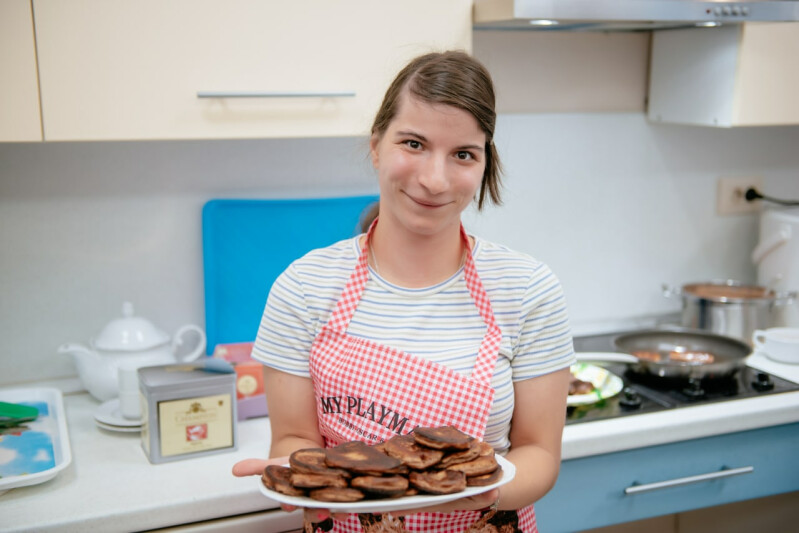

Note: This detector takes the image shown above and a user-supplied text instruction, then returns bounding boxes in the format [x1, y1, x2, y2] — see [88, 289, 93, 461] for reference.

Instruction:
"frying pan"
[577, 328, 752, 380]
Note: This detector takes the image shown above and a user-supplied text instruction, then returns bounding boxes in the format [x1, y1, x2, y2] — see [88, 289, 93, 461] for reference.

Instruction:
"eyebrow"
[395, 130, 485, 152]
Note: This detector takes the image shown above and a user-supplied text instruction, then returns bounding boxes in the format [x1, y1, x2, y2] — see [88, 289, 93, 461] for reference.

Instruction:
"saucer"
[95, 420, 141, 433]
[94, 398, 141, 428]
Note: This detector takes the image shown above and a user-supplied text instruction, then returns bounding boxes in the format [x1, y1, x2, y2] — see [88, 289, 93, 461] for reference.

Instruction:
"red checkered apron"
[308, 222, 537, 532]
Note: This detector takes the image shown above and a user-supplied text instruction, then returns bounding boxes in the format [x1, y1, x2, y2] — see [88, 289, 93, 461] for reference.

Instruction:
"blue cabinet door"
[535, 423, 799, 532]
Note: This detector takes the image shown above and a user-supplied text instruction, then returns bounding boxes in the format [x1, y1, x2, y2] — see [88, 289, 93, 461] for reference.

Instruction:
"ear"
[369, 134, 380, 169]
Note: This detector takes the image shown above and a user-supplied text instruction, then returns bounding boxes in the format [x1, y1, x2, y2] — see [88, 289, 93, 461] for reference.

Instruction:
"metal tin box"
[139, 361, 237, 464]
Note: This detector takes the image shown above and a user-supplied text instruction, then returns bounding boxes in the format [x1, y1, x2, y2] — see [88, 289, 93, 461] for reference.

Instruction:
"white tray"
[0, 387, 72, 495]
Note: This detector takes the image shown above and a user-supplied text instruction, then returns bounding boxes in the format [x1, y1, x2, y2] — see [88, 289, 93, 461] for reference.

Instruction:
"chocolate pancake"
[262, 465, 305, 497]
[309, 487, 365, 502]
[466, 465, 504, 487]
[476, 441, 495, 457]
[409, 469, 467, 495]
[351, 475, 409, 498]
[290, 448, 351, 477]
[445, 454, 499, 477]
[403, 486, 420, 497]
[437, 438, 483, 468]
[413, 426, 474, 451]
[325, 441, 402, 475]
[290, 471, 349, 490]
[383, 434, 444, 469]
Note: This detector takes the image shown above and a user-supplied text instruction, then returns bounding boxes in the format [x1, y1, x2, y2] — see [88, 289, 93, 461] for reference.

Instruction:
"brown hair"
[371, 50, 502, 210]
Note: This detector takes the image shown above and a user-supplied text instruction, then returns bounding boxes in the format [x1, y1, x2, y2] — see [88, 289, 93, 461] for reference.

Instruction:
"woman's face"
[370, 91, 486, 238]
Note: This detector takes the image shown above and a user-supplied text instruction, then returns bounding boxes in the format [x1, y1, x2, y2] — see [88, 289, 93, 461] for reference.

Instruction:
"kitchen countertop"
[2, 352, 798, 532]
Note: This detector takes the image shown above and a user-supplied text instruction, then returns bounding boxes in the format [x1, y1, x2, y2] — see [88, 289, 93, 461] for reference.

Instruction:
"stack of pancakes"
[262, 426, 502, 503]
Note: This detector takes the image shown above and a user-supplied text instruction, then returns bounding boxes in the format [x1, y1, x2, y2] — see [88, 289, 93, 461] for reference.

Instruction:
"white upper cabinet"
[32, 0, 472, 141]
[0, 0, 43, 142]
[648, 23, 799, 127]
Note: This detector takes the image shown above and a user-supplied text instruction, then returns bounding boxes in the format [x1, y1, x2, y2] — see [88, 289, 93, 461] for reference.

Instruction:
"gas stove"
[567, 329, 799, 425]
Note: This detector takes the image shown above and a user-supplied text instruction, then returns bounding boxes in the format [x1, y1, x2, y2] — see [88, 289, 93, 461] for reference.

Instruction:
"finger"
[231, 458, 268, 477]
[472, 488, 499, 508]
[231, 456, 289, 477]
[304, 507, 331, 524]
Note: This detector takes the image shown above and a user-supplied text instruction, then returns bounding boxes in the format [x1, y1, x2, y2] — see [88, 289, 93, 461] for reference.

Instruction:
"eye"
[404, 139, 422, 150]
[455, 151, 474, 161]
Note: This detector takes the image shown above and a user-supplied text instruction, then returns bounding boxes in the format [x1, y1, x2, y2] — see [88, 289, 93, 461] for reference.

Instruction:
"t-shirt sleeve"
[510, 263, 576, 381]
[250, 263, 317, 378]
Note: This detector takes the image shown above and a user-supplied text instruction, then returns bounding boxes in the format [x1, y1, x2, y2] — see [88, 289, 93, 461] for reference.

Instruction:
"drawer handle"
[196, 91, 356, 98]
[624, 466, 754, 495]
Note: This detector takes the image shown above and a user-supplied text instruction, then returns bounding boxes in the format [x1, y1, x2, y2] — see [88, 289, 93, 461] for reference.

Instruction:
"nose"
[417, 153, 448, 194]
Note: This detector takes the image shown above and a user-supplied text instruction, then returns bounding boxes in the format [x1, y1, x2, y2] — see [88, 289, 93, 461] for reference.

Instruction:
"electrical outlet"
[716, 177, 764, 215]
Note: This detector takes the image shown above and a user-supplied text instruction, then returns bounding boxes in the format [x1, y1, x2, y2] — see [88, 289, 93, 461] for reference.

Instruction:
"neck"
[368, 220, 467, 288]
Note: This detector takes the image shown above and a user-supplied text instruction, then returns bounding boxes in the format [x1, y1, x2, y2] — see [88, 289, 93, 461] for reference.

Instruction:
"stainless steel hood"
[473, 0, 799, 32]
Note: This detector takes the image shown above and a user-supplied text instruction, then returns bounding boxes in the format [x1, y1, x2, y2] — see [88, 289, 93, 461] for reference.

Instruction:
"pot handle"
[773, 290, 799, 306]
[751, 224, 791, 265]
[172, 325, 207, 362]
[752, 330, 767, 351]
[575, 352, 640, 364]
[661, 283, 682, 298]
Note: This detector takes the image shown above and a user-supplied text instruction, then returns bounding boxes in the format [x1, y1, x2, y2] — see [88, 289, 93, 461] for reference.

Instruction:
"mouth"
[407, 193, 448, 208]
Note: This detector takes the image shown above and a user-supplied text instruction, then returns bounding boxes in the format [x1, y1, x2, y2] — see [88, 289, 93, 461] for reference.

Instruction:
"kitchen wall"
[3, 116, 799, 387]
[3, 26, 799, 388]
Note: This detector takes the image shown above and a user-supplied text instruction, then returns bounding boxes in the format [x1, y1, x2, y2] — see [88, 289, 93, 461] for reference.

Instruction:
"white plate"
[94, 398, 141, 428]
[0, 387, 72, 495]
[258, 453, 515, 514]
[95, 420, 141, 433]
[568, 363, 624, 406]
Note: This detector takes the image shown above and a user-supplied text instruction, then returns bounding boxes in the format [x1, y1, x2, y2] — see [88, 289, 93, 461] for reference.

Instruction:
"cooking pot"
[663, 280, 797, 346]
[753, 207, 799, 327]
[608, 328, 752, 380]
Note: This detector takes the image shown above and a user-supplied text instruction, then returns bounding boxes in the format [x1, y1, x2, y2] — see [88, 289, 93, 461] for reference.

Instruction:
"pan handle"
[575, 352, 639, 364]
[773, 290, 798, 305]
[624, 466, 754, 495]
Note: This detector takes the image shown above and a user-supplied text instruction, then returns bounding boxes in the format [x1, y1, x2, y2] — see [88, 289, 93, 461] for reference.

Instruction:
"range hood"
[473, 0, 799, 32]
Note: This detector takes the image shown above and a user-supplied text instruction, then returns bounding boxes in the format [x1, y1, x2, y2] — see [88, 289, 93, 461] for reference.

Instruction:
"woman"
[233, 50, 574, 532]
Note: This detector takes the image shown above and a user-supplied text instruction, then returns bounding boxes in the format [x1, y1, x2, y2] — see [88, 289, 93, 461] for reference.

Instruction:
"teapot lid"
[93, 302, 169, 351]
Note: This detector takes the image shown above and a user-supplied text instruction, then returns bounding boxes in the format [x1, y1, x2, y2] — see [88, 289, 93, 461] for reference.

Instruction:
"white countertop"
[2, 352, 798, 532]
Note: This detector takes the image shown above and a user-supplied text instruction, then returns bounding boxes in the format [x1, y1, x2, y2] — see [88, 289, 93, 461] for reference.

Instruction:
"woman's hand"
[232, 456, 298, 514]
[231, 456, 347, 523]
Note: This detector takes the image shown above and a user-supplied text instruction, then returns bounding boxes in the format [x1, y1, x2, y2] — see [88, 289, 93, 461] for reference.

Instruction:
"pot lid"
[682, 282, 774, 302]
[93, 302, 169, 351]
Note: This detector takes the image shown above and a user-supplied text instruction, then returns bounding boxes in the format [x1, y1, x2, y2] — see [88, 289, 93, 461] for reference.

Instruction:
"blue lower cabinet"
[535, 422, 799, 532]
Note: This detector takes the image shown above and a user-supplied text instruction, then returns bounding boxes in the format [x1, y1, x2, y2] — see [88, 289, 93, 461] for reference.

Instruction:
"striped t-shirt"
[252, 234, 575, 453]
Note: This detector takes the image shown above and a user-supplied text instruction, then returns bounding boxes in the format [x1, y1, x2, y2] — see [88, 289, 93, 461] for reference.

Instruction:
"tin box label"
[158, 394, 233, 457]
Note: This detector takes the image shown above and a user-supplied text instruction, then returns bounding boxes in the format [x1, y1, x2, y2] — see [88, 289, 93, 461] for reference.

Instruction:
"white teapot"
[58, 302, 206, 401]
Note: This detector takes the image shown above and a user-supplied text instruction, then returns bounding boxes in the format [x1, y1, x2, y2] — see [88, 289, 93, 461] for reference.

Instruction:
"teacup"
[118, 365, 142, 420]
[753, 327, 799, 364]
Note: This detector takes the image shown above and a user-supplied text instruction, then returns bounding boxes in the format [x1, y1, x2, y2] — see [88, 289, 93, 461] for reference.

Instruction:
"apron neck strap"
[327, 218, 502, 385]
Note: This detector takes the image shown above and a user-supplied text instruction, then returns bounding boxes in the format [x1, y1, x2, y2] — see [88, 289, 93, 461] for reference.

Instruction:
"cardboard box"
[212, 342, 268, 420]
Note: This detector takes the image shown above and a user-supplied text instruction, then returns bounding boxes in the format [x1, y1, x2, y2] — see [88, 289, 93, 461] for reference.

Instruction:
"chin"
[401, 213, 460, 237]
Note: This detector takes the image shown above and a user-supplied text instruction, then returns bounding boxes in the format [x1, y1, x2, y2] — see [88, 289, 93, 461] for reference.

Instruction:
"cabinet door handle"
[196, 91, 356, 98]
[624, 466, 754, 495]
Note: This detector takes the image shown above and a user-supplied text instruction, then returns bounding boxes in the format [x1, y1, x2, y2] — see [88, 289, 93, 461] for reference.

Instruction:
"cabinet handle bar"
[624, 466, 754, 495]
[197, 91, 356, 99]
